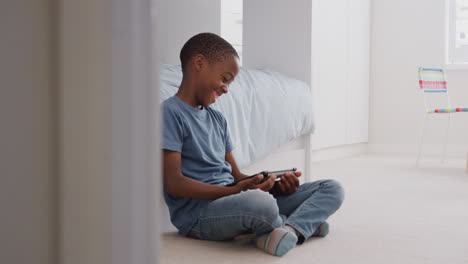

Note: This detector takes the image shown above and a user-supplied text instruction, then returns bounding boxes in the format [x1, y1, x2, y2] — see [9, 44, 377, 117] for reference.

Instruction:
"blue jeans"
[189, 179, 344, 244]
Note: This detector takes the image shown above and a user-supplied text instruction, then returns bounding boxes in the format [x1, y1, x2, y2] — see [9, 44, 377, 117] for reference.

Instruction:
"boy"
[162, 32, 344, 257]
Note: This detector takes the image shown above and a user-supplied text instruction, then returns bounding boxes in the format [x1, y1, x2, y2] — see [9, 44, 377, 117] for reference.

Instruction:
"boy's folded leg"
[255, 227, 298, 257]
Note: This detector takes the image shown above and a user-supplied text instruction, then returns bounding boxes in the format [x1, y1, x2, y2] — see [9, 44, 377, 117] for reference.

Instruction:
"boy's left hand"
[275, 171, 301, 195]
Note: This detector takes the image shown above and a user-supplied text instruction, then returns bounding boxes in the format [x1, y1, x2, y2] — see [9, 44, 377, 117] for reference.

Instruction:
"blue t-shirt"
[162, 96, 234, 235]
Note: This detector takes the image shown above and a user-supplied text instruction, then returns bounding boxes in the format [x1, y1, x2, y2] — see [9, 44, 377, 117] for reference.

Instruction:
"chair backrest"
[418, 67, 452, 111]
[418, 67, 447, 93]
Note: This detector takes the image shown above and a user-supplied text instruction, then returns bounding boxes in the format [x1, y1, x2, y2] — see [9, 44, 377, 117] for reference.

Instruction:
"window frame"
[445, 0, 468, 70]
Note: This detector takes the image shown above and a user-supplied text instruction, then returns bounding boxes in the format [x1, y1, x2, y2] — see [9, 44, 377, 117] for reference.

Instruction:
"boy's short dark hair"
[180, 33, 239, 72]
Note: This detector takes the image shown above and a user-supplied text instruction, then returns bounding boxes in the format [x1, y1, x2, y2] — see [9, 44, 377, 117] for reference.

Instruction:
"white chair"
[416, 67, 468, 165]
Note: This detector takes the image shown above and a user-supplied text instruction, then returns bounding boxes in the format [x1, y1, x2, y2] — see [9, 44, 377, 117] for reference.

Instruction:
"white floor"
[160, 154, 468, 264]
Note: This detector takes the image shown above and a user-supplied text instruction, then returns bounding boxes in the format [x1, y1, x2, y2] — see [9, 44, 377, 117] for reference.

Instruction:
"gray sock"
[312, 222, 329, 237]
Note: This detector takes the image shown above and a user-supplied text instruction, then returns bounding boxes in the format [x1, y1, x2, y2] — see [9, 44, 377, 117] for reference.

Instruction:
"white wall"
[0, 1, 55, 264]
[243, 0, 312, 85]
[370, 0, 468, 156]
[159, 0, 221, 64]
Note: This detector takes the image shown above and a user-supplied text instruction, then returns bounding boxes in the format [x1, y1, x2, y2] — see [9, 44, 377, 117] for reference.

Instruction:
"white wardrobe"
[311, 0, 370, 150]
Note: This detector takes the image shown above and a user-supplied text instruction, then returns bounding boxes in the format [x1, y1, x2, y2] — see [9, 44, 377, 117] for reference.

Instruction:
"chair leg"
[441, 113, 451, 163]
[416, 114, 428, 167]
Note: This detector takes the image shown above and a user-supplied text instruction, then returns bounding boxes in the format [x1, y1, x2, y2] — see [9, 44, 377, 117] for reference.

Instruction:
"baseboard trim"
[368, 143, 468, 158]
[311, 143, 369, 162]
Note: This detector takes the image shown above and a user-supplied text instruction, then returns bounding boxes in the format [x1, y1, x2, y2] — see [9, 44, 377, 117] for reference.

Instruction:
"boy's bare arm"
[225, 152, 249, 181]
[164, 150, 275, 200]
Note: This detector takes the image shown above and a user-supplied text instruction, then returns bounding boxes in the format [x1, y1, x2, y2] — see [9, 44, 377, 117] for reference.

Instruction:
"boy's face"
[194, 54, 240, 108]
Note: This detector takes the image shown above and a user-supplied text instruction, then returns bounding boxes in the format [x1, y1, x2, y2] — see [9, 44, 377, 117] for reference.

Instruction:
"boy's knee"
[320, 179, 345, 206]
[240, 189, 279, 221]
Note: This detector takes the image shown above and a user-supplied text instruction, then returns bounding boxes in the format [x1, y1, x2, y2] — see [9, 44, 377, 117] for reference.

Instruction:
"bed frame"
[240, 134, 313, 184]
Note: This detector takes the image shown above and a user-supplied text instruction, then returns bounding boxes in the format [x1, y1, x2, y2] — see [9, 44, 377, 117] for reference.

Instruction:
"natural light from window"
[447, 0, 468, 66]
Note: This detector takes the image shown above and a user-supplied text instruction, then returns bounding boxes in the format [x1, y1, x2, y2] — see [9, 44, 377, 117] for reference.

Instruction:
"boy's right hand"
[235, 174, 276, 192]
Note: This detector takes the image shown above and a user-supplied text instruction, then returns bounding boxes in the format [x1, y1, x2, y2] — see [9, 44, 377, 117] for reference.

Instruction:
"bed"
[160, 64, 314, 231]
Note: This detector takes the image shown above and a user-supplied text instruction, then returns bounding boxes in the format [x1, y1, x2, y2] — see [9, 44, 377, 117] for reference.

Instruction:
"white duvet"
[160, 64, 314, 168]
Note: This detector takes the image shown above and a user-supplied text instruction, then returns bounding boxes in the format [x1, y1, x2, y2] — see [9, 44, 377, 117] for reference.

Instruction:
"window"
[447, 0, 468, 66]
[221, 0, 243, 65]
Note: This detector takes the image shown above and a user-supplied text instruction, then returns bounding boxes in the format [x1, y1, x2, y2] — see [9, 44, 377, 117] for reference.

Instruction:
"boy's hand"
[276, 171, 301, 195]
[235, 174, 277, 192]
[256, 173, 276, 191]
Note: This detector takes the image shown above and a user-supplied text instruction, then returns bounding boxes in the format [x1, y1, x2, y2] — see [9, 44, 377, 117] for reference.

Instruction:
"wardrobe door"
[348, 0, 370, 144]
[311, 0, 349, 150]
